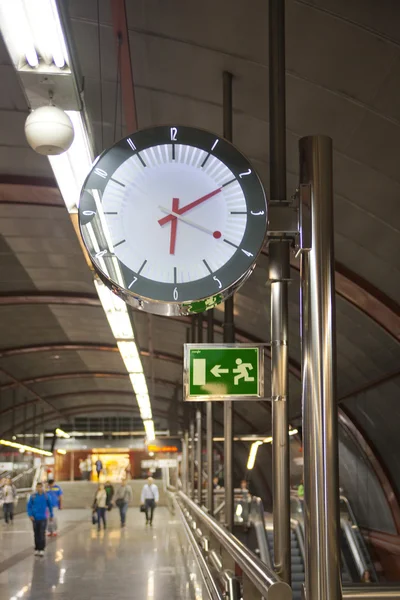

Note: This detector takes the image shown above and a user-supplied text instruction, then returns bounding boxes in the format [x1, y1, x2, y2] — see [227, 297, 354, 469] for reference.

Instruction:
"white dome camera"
[25, 105, 74, 155]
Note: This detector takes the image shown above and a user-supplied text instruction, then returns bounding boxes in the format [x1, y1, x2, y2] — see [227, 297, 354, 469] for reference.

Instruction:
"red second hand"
[169, 198, 179, 255]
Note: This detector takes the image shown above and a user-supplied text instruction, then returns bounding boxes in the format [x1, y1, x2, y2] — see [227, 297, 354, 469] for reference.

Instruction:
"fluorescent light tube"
[0, 438, 53, 457]
[246, 441, 263, 470]
[144, 420, 156, 442]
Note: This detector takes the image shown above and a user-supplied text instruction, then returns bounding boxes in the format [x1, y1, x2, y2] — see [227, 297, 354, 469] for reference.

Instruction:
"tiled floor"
[0, 507, 204, 599]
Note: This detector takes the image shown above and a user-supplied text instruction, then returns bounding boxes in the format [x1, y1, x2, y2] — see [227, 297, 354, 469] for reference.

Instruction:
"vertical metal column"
[223, 70, 234, 531]
[182, 430, 189, 493]
[189, 420, 195, 499]
[299, 135, 342, 600]
[196, 314, 203, 504]
[269, 0, 291, 584]
[196, 405, 202, 505]
[206, 309, 214, 514]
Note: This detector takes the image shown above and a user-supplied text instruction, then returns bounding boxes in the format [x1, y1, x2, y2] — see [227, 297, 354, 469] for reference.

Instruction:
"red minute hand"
[158, 187, 222, 226]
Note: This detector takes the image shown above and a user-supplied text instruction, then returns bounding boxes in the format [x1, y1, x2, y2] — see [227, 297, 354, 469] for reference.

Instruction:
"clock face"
[79, 126, 267, 315]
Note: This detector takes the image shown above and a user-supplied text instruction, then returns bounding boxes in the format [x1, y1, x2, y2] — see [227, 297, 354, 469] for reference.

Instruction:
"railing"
[340, 495, 378, 582]
[176, 491, 292, 600]
[250, 496, 272, 568]
[342, 588, 400, 599]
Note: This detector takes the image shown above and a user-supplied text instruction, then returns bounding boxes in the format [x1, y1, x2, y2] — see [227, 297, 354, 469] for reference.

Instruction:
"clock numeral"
[213, 276, 222, 290]
[170, 127, 178, 141]
[127, 138, 136, 151]
[251, 210, 265, 216]
[239, 169, 252, 179]
[82, 210, 96, 216]
[173, 287, 178, 300]
[211, 139, 219, 151]
[241, 249, 254, 258]
[95, 249, 107, 258]
[94, 167, 108, 179]
[128, 277, 138, 289]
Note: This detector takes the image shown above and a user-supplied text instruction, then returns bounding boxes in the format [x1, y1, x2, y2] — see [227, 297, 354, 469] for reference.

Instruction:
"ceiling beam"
[0, 404, 173, 438]
[0, 366, 65, 420]
[0, 342, 181, 365]
[338, 369, 400, 404]
[0, 371, 178, 392]
[0, 292, 101, 307]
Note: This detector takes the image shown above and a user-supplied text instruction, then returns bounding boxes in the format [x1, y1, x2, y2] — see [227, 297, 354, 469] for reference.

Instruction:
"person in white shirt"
[1, 478, 16, 524]
[93, 484, 107, 531]
[141, 477, 159, 526]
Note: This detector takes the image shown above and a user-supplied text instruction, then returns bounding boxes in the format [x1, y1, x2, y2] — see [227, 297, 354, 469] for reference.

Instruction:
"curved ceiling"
[0, 0, 399, 505]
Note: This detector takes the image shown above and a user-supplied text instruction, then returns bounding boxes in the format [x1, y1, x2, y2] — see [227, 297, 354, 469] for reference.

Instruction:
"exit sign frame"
[184, 343, 265, 402]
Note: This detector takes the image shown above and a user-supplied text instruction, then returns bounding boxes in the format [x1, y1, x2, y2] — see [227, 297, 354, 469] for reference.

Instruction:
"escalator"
[266, 528, 305, 600]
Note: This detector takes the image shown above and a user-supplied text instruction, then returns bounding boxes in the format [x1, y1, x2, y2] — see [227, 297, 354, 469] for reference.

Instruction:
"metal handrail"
[340, 495, 378, 581]
[342, 587, 400, 599]
[177, 491, 292, 599]
[175, 499, 223, 600]
[250, 497, 271, 567]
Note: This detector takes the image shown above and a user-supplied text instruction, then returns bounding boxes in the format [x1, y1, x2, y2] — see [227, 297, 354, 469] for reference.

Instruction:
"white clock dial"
[97, 144, 247, 285]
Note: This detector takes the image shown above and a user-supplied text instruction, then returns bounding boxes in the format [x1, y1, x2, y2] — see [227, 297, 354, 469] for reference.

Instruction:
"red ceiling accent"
[110, 0, 138, 133]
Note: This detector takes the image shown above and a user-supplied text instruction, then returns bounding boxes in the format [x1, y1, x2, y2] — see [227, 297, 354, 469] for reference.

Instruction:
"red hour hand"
[158, 187, 222, 227]
[169, 198, 179, 255]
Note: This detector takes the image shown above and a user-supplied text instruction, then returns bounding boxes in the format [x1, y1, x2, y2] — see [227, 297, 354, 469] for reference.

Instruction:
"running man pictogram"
[233, 358, 255, 385]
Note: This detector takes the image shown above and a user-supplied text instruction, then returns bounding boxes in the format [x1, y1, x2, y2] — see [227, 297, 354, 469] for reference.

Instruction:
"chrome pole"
[183, 430, 189, 493]
[196, 407, 202, 505]
[269, 0, 291, 584]
[223, 70, 234, 531]
[270, 242, 291, 583]
[300, 135, 342, 600]
[207, 309, 214, 514]
[189, 420, 195, 499]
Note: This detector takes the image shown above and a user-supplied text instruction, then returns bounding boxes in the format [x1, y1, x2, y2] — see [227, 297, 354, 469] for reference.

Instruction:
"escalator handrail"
[340, 495, 378, 582]
[249, 497, 272, 568]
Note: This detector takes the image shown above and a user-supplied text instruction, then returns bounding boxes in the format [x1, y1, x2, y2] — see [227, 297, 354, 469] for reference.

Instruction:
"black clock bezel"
[79, 125, 268, 312]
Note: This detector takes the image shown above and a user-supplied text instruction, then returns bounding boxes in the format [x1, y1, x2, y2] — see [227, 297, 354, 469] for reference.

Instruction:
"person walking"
[27, 482, 53, 557]
[95, 457, 103, 481]
[86, 456, 93, 481]
[114, 480, 133, 527]
[141, 477, 159, 526]
[46, 479, 63, 537]
[104, 481, 114, 510]
[79, 459, 86, 481]
[93, 483, 107, 531]
[1, 477, 16, 524]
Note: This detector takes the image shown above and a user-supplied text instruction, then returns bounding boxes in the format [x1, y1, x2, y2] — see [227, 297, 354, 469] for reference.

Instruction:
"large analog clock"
[79, 125, 267, 315]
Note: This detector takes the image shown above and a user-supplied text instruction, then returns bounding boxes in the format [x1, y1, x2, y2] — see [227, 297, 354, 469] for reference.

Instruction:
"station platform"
[0, 506, 201, 600]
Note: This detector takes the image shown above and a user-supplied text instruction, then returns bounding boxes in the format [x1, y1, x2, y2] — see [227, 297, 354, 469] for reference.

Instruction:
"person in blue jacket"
[27, 482, 53, 557]
[46, 479, 63, 536]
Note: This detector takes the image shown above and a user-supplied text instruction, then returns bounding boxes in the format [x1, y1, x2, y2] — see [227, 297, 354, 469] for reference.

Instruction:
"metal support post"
[189, 420, 195, 499]
[270, 242, 291, 583]
[206, 309, 214, 514]
[196, 406, 202, 505]
[182, 431, 189, 493]
[268, 0, 291, 585]
[223, 70, 234, 531]
[299, 135, 342, 600]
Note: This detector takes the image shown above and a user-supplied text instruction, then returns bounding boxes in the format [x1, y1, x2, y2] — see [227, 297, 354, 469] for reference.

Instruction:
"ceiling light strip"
[0, 439, 53, 457]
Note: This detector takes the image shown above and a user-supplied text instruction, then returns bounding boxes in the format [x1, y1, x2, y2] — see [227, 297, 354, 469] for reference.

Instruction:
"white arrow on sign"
[210, 364, 229, 378]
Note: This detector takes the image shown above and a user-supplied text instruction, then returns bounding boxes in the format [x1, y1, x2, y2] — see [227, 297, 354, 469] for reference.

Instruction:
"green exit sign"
[184, 344, 264, 401]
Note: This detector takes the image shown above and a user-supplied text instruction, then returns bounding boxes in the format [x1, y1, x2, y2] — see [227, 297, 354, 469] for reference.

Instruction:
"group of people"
[26, 479, 63, 557]
[92, 477, 159, 531]
[79, 456, 103, 481]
